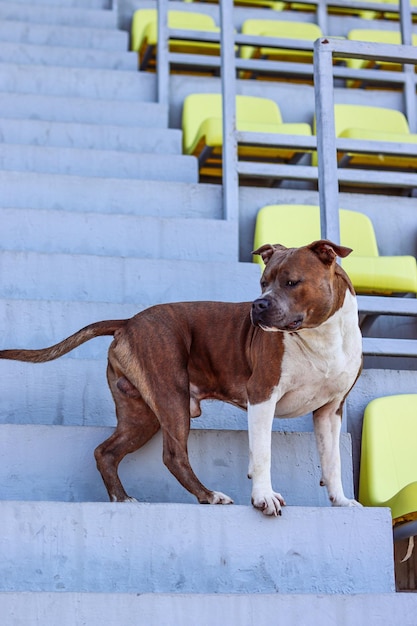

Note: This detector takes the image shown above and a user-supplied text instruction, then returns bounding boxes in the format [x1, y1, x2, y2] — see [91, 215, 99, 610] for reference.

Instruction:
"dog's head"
[251, 240, 353, 332]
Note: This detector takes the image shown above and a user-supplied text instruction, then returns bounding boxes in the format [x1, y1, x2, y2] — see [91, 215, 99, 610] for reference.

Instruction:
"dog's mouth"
[257, 316, 304, 333]
[284, 317, 304, 331]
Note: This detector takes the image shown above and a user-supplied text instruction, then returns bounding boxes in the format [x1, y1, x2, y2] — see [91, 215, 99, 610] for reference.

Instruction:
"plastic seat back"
[359, 394, 417, 523]
[253, 205, 417, 294]
[184, 0, 286, 7]
[131, 9, 219, 52]
[253, 204, 378, 258]
[333, 104, 410, 137]
[182, 93, 282, 154]
[346, 30, 417, 74]
[240, 19, 322, 60]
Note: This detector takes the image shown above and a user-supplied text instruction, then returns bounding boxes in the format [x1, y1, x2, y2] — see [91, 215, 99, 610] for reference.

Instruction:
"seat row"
[184, 0, 417, 21]
[181, 93, 417, 187]
[360, 393, 417, 546]
[253, 208, 417, 541]
[131, 8, 417, 78]
[252, 204, 417, 296]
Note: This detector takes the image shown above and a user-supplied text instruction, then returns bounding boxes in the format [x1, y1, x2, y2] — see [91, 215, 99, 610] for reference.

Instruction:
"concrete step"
[0, 356, 250, 428]
[0, 251, 260, 303]
[0, 2, 117, 29]
[1, 592, 416, 626]
[0, 118, 181, 153]
[0, 501, 394, 594]
[0, 171, 223, 218]
[0, 143, 197, 182]
[0, 208, 236, 260]
[0, 41, 137, 70]
[0, 63, 156, 100]
[0, 19, 129, 50]
[0, 425, 355, 507]
[0, 310, 307, 430]
[0, 92, 168, 126]
[8, 0, 110, 8]
[0, 356, 310, 432]
[0, 299, 141, 359]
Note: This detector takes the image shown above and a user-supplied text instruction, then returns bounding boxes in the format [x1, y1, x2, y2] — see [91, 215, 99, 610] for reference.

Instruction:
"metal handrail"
[154, 0, 417, 233]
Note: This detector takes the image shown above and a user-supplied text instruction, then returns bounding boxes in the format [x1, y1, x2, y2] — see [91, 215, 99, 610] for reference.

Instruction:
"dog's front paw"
[252, 490, 286, 516]
[208, 490, 234, 505]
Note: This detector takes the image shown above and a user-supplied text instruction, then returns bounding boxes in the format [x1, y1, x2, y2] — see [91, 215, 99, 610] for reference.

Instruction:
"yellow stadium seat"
[346, 29, 417, 76]
[359, 394, 417, 539]
[182, 93, 312, 180]
[240, 19, 322, 63]
[382, 0, 417, 21]
[288, 0, 383, 18]
[131, 9, 220, 71]
[253, 204, 417, 295]
[183, 0, 286, 8]
[313, 104, 417, 171]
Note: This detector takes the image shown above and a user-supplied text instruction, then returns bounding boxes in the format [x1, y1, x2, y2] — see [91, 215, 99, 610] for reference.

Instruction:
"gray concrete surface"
[0, 426, 355, 506]
[0, 501, 394, 594]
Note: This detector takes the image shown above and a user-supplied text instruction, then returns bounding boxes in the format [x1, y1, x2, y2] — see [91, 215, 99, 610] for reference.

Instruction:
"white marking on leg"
[248, 397, 285, 516]
[313, 404, 361, 507]
[209, 491, 234, 505]
[111, 495, 138, 503]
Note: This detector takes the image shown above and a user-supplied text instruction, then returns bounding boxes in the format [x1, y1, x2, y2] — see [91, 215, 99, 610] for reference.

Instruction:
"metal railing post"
[316, 0, 328, 36]
[157, 0, 169, 109]
[220, 0, 239, 224]
[400, 0, 416, 131]
[400, 0, 413, 45]
[313, 38, 340, 244]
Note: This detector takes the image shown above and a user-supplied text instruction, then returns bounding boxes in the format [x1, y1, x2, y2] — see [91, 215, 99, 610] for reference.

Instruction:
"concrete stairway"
[0, 0, 412, 622]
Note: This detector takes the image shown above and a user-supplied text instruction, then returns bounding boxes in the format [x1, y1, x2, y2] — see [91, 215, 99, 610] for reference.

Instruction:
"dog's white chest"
[273, 291, 362, 418]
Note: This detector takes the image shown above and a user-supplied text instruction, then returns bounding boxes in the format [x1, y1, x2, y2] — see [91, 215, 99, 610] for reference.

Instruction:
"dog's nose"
[252, 298, 270, 313]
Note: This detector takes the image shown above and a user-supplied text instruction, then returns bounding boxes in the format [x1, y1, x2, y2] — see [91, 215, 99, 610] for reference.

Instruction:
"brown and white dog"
[0, 240, 363, 515]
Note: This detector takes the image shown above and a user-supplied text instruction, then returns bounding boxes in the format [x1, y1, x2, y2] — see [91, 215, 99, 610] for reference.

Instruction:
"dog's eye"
[261, 280, 268, 289]
[286, 279, 300, 287]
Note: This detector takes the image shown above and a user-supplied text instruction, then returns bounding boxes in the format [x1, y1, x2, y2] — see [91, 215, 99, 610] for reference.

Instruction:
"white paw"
[331, 496, 363, 507]
[252, 490, 286, 516]
[110, 495, 139, 503]
[209, 490, 234, 505]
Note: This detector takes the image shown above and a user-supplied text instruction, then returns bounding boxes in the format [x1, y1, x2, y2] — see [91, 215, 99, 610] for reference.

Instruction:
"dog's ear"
[308, 240, 352, 266]
[252, 243, 287, 265]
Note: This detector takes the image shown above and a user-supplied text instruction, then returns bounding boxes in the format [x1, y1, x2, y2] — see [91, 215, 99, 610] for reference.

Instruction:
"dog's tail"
[0, 320, 127, 363]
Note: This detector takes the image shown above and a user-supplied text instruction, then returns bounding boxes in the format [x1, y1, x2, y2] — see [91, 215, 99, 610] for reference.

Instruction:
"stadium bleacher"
[0, 0, 417, 620]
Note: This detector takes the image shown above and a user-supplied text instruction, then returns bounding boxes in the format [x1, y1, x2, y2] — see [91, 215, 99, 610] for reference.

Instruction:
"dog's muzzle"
[251, 298, 304, 331]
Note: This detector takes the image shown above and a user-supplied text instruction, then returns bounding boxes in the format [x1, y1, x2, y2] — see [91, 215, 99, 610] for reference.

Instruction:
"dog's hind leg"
[145, 371, 233, 505]
[159, 408, 233, 506]
[94, 365, 161, 502]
